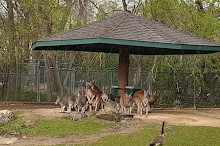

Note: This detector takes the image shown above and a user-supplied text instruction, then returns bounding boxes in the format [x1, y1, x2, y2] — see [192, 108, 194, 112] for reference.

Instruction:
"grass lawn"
[0, 110, 110, 136]
[1, 110, 220, 146]
[21, 117, 110, 136]
[77, 124, 220, 146]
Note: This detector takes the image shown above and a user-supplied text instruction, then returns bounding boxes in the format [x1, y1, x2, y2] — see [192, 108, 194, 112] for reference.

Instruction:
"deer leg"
[89, 104, 92, 112]
[85, 102, 89, 110]
[95, 103, 97, 111]
[124, 107, 126, 114]
[146, 103, 150, 116]
[140, 106, 143, 116]
[121, 106, 123, 113]
[81, 107, 85, 113]
[129, 106, 132, 114]
[67, 104, 71, 113]
[148, 103, 152, 113]
[145, 107, 149, 116]
[61, 106, 65, 113]
[137, 102, 140, 113]
[77, 106, 80, 112]
[130, 102, 135, 114]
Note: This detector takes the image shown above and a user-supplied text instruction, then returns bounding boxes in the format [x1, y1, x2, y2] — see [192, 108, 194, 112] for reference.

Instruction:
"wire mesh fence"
[0, 67, 220, 108]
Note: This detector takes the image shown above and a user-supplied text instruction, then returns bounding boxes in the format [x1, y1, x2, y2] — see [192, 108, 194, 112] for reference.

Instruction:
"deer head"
[148, 91, 156, 103]
[101, 93, 109, 102]
[85, 81, 93, 90]
[55, 96, 60, 104]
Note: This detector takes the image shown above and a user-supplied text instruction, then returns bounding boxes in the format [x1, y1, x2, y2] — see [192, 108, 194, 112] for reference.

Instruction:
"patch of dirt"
[137, 109, 220, 127]
[1, 104, 220, 146]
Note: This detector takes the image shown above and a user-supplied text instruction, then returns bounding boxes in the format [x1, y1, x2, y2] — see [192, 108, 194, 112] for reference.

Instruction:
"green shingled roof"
[32, 11, 220, 55]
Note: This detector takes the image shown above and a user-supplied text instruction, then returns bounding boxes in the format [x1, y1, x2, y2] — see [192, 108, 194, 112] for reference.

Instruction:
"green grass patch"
[1, 111, 110, 137]
[77, 124, 220, 146]
[0, 110, 26, 135]
[20, 117, 110, 136]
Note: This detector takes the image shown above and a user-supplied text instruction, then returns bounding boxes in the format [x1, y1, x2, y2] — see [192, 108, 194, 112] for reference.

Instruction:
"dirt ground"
[1, 104, 220, 146]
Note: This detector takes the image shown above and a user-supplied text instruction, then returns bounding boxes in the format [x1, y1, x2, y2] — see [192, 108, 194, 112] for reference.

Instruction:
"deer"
[55, 95, 77, 113]
[104, 100, 120, 111]
[75, 80, 88, 113]
[76, 87, 88, 113]
[119, 93, 134, 114]
[132, 89, 156, 115]
[85, 81, 102, 112]
[100, 86, 116, 109]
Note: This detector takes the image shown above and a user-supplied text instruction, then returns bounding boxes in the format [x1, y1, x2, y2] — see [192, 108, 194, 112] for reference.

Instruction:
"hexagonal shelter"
[32, 11, 220, 97]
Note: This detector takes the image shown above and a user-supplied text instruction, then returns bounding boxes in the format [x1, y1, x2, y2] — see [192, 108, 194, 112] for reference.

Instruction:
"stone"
[62, 113, 87, 121]
[96, 109, 122, 122]
[0, 110, 14, 124]
[0, 136, 18, 145]
[25, 120, 38, 127]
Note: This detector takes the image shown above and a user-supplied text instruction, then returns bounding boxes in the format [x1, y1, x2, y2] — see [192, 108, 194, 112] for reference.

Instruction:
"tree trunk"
[122, 0, 127, 11]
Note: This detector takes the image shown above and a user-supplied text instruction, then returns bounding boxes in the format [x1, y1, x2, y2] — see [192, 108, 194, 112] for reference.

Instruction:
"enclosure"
[0, 59, 220, 108]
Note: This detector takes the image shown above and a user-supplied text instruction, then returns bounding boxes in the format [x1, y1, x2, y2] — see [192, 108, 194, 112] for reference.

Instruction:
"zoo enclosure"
[0, 63, 220, 108]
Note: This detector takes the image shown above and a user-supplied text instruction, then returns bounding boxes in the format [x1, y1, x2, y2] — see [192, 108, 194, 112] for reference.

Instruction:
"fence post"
[193, 73, 196, 109]
[36, 60, 40, 102]
[72, 69, 76, 94]
[110, 70, 113, 93]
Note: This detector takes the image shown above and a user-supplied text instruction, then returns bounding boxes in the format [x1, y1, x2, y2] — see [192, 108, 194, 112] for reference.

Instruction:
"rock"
[86, 111, 96, 117]
[62, 113, 87, 121]
[25, 120, 38, 127]
[120, 120, 126, 123]
[0, 136, 18, 145]
[96, 109, 122, 122]
[0, 110, 14, 124]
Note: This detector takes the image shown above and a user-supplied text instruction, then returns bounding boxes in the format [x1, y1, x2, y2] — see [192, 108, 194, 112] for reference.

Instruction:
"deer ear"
[153, 91, 156, 96]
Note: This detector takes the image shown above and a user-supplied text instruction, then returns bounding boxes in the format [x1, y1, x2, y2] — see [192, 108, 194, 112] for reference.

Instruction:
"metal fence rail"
[0, 68, 220, 108]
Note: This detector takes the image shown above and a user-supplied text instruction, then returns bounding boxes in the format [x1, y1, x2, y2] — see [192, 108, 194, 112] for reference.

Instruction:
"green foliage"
[141, 0, 220, 73]
[142, 0, 220, 41]
[96, 1, 119, 20]
[77, 124, 220, 146]
[16, 91, 48, 102]
[0, 91, 48, 102]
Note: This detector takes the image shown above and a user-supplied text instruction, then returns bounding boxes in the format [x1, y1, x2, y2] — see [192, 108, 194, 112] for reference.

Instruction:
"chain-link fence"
[0, 67, 220, 108]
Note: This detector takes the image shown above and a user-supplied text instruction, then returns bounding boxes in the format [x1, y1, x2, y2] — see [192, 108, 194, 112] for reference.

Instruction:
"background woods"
[0, 0, 219, 107]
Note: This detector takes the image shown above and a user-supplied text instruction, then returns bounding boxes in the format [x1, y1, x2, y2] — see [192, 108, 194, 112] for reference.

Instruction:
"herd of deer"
[55, 80, 156, 116]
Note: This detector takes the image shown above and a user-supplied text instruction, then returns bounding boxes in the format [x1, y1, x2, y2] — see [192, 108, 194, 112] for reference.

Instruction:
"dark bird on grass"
[149, 121, 166, 146]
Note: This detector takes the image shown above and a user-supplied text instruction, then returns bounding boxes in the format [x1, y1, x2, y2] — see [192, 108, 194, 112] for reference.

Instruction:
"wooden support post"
[118, 47, 130, 97]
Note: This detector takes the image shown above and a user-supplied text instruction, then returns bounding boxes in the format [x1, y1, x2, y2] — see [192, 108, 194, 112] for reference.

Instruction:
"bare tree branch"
[132, 0, 142, 14]
[12, 1, 24, 18]
[0, 2, 8, 11]
[88, 0, 107, 15]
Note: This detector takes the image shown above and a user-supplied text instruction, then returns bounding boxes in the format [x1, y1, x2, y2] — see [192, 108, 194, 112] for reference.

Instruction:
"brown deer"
[100, 86, 115, 109]
[119, 93, 134, 114]
[132, 90, 156, 115]
[85, 81, 102, 112]
[104, 100, 120, 111]
[76, 87, 88, 113]
[55, 95, 77, 113]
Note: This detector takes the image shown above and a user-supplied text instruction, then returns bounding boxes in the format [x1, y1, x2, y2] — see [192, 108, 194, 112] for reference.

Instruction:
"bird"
[149, 121, 166, 146]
